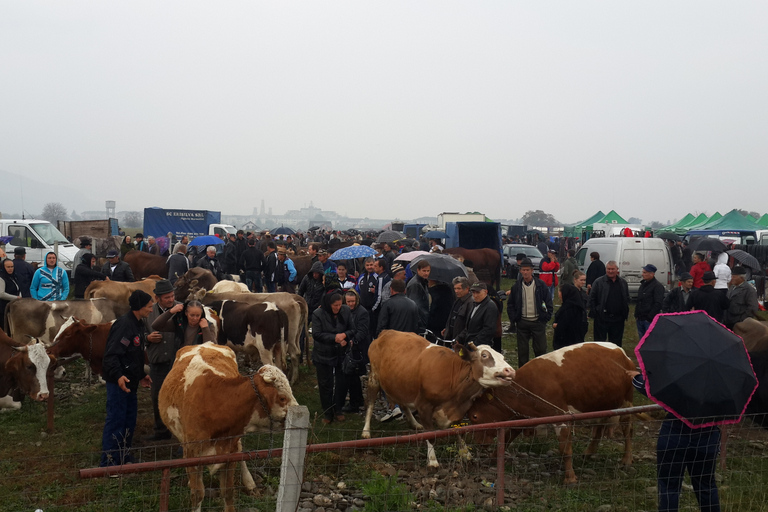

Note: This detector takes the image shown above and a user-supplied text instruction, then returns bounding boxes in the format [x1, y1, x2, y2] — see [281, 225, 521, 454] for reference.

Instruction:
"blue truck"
[143, 208, 236, 239]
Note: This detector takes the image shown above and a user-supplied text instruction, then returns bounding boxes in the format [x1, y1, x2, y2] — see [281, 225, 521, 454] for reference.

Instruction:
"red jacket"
[540, 259, 560, 287]
[690, 261, 711, 289]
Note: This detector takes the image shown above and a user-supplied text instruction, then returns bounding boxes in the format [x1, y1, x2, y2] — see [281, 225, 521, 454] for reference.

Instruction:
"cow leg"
[586, 424, 605, 456]
[187, 465, 205, 512]
[619, 414, 633, 467]
[555, 424, 577, 485]
[362, 371, 381, 439]
[402, 407, 424, 431]
[426, 440, 439, 468]
[237, 440, 257, 494]
[220, 461, 237, 512]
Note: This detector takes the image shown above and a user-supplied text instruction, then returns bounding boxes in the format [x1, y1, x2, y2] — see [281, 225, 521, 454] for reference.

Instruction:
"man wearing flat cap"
[634, 264, 665, 338]
[689, 270, 729, 323]
[507, 258, 553, 366]
[144, 279, 181, 441]
[662, 272, 694, 313]
[100, 290, 153, 467]
[102, 250, 135, 282]
[456, 282, 498, 348]
[725, 266, 759, 329]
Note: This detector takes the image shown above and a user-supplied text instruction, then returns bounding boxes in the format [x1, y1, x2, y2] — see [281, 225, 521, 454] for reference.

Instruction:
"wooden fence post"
[276, 405, 309, 512]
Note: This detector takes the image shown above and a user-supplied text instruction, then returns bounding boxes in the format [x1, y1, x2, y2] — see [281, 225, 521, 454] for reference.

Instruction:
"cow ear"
[453, 343, 472, 361]
[190, 279, 198, 287]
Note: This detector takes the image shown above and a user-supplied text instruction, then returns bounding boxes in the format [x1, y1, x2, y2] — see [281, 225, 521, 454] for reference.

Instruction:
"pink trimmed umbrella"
[635, 311, 758, 428]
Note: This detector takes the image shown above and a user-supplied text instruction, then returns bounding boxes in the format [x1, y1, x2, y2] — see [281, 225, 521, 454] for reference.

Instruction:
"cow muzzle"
[495, 367, 516, 382]
[33, 392, 49, 402]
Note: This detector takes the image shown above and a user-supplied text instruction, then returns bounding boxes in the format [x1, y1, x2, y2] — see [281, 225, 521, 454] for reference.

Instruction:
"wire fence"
[6, 405, 768, 511]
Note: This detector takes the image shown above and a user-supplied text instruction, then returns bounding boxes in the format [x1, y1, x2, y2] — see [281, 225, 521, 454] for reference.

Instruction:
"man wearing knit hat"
[100, 290, 153, 467]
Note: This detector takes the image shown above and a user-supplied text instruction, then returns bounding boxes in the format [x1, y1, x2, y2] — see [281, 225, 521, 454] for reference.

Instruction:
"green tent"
[596, 210, 628, 224]
[563, 211, 605, 237]
[757, 214, 768, 227]
[658, 213, 694, 232]
[685, 212, 721, 231]
[696, 209, 759, 231]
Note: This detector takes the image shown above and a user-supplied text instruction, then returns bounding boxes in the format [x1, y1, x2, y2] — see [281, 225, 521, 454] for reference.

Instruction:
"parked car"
[502, 244, 544, 279]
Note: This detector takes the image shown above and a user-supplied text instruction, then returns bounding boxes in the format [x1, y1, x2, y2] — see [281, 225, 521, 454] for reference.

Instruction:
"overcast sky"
[1, 2, 766, 225]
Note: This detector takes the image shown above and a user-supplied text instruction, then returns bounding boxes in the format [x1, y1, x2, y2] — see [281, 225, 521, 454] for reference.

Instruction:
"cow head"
[3, 339, 56, 401]
[246, 364, 297, 432]
[454, 342, 515, 388]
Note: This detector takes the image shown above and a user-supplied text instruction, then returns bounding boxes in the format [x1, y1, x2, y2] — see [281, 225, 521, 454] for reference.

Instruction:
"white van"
[0, 219, 80, 275]
[574, 237, 675, 298]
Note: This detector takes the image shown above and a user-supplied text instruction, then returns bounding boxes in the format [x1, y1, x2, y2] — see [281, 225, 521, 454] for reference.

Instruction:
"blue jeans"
[637, 319, 652, 340]
[657, 418, 721, 511]
[100, 382, 138, 467]
[245, 271, 263, 293]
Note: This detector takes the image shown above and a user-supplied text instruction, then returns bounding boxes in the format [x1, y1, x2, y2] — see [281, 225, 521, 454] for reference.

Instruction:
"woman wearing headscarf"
[30, 251, 69, 301]
[120, 236, 133, 259]
[312, 292, 355, 424]
[151, 300, 215, 348]
[0, 258, 21, 329]
[73, 252, 107, 299]
[552, 284, 588, 350]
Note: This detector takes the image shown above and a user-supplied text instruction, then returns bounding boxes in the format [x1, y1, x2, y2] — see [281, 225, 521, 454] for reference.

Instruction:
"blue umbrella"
[424, 231, 449, 239]
[188, 235, 226, 247]
[329, 245, 377, 260]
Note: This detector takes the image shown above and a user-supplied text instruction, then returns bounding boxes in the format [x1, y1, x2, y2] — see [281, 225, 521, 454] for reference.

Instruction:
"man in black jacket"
[263, 242, 278, 292]
[585, 252, 606, 294]
[690, 271, 729, 323]
[196, 245, 226, 281]
[12, 247, 35, 297]
[377, 279, 419, 336]
[102, 250, 135, 282]
[223, 233, 238, 274]
[635, 264, 665, 339]
[100, 290, 153, 467]
[589, 261, 629, 346]
[406, 260, 431, 333]
[240, 238, 265, 292]
[443, 277, 473, 340]
[507, 258, 553, 366]
[456, 282, 498, 348]
[662, 272, 694, 313]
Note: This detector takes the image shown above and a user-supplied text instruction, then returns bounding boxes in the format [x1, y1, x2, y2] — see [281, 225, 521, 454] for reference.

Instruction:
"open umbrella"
[727, 249, 761, 271]
[410, 253, 468, 284]
[308, 226, 321, 231]
[394, 250, 430, 263]
[689, 237, 728, 253]
[424, 230, 449, 239]
[188, 235, 226, 247]
[376, 230, 404, 244]
[657, 232, 680, 242]
[635, 311, 758, 428]
[272, 226, 296, 236]
[329, 245, 377, 261]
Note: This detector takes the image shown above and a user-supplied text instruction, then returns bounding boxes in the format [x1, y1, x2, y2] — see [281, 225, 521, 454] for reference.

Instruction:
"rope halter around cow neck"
[491, 380, 570, 420]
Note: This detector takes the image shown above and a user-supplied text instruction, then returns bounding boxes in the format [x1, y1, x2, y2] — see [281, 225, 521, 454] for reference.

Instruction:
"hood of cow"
[473, 345, 515, 388]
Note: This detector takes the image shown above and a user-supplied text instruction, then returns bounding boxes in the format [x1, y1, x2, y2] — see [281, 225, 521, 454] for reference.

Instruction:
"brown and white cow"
[159, 342, 297, 512]
[1, 329, 55, 411]
[5, 298, 127, 344]
[206, 300, 289, 372]
[466, 342, 636, 484]
[84, 276, 162, 305]
[192, 290, 308, 385]
[362, 330, 515, 466]
[47, 317, 114, 379]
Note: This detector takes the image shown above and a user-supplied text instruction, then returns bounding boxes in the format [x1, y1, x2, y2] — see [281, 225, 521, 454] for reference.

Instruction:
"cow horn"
[467, 342, 477, 351]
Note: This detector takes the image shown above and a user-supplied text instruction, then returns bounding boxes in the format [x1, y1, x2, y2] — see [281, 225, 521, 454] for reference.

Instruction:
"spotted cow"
[159, 343, 297, 512]
[1, 329, 55, 411]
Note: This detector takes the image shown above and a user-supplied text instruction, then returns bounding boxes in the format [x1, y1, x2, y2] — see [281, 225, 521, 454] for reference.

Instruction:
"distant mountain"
[0, 168, 101, 217]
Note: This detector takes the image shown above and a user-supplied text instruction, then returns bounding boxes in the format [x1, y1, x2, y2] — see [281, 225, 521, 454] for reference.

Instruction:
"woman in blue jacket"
[30, 251, 69, 301]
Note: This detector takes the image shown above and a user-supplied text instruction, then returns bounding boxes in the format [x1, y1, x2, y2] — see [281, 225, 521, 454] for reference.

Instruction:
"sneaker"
[381, 406, 402, 422]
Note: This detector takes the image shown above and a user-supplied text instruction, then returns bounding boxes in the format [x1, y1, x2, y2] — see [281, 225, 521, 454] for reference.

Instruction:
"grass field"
[2, 278, 768, 511]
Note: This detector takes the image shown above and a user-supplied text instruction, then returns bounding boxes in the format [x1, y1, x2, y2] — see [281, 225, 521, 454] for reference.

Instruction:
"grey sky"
[2, 1, 766, 225]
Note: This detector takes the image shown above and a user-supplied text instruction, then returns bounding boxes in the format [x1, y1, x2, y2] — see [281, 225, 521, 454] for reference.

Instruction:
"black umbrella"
[376, 230, 404, 244]
[272, 226, 296, 235]
[410, 253, 468, 283]
[689, 237, 728, 253]
[727, 249, 761, 271]
[657, 232, 680, 242]
[635, 311, 758, 428]
[308, 226, 321, 231]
